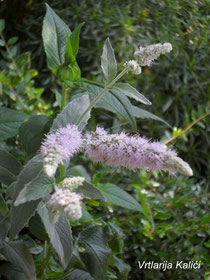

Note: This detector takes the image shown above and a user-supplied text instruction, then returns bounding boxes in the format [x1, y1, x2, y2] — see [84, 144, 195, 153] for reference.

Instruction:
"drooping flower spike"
[41, 124, 83, 177]
[85, 127, 193, 176]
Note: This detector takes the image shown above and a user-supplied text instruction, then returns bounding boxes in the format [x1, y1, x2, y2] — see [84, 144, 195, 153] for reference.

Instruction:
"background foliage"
[0, 0, 209, 279]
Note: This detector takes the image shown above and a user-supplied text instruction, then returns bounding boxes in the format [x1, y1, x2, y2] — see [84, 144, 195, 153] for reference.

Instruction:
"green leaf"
[0, 19, 5, 32]
[0, 217, 9, 242]
[138, 190, 151, 221]
[98, 183, 142, 212]
[10, 154, 43, 240]
[154, 212, 171, 220]
[101, 38, 117, 84]
[114, 82, 151, 105]
[19, 115, 51, 156]
[66, 165, 91, 183]
[15, 52, 31, 73]
[7, 36, 18, 46]
[14, 175, 53, 206]
[105, 222, 124, 254]
[65, 23, 84, 62]
[42, 4, 71, 69]
[55, 89, 62, 108]
[0, 107, 28, 140]
[2, 242, 36, 280]
[77, 181, 104, 200]
[113, 255, 130, 280]
[132, 105, 171, 127]
[67, 80, 136, 129]
[64, 269, 95, 280]
[0, 149, 22, 185]
[0, 39, 4, 46]
[29, 213, 49, 241]
[37, 203, 73, 269]
[0, 262, 27, 280]
[51, 94, 90, 131]
[80, 206, 93, 223]
[78, 225, 111, 280]
[0, 194, 9, 217]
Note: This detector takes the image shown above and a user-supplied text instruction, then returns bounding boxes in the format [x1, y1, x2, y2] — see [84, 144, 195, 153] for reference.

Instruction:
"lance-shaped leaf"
[132, 105, 171, 127]
[77, 181, 104, 200]
[42, 4, 71, 69]
[14, 175, 54, 206]
[78, 225, 111, 280]
[10, 154, 43, 240]
[66, 23, 84, 62]
[0, 107, 28, 141]
[2, 242, 36, 280]
[0, 149, 22, 186]
[114, 82, 152, 105]
[37, 203, 73, 269]
[51, 95, 90, 131]
[66, 80, 136, 129]
[19, 115, 51, 156]
[101, 38, 117, 84]
[65, 270, 95, 280]
[98, 183, 142, 212]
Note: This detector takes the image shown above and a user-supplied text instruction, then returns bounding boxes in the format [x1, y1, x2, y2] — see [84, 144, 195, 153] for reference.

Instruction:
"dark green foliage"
[0, 2, 209, 280]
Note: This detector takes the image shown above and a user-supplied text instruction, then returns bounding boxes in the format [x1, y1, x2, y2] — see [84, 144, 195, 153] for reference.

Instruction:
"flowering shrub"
[0, 4, 208, 280]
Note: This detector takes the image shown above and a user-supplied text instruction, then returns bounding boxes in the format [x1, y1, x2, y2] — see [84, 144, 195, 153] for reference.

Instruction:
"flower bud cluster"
[48, 187, 82, 224]
[124, 60, 142, 75]
[85, 127, 193, 176]
[41, 124, 82, 177]
[59, 176, 85, 191]
[134, 43, 173, 67]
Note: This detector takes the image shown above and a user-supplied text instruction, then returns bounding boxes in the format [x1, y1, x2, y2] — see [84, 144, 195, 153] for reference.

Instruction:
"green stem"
[76, 67, 129, 126]
[59, 164, 65, 178]
[164, 111, 210, 145]
[61, 86, 70, 109]
[37, 245, 53, 278]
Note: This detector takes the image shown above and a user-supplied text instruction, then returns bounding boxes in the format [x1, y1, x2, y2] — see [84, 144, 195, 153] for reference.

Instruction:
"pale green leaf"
[101, 38, 117, 84]
[42, 4, 71, 69]
[114, 82, 151, 105]
[98, 183, 142, 212]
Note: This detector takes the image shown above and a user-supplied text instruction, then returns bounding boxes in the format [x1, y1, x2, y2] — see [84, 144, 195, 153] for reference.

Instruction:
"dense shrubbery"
[0, 1, 209, 280]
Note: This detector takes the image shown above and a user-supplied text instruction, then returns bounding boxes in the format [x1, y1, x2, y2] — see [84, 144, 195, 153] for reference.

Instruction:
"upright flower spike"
[134, 42, 173, 67]
[48, 188, 82, 224]
[41, 124, 83, 177]
[85, 127, 193, 176]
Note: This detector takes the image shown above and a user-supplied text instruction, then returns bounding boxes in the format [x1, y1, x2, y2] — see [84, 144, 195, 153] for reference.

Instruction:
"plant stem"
[61, 86, 70, 109]
[76, 67, 129, 126]
[59, 164, 65, 178]
[164, 112, 210, 145]
[37, 245, 53, 278]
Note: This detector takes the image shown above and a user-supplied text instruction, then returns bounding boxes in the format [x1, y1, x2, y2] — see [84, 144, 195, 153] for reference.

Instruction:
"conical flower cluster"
[85, 127, 193, 176]
[41, 124, 82, 177]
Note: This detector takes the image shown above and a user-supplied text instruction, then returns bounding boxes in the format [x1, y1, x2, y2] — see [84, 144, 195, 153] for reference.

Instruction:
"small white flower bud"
[60, 176, 85, 191]
[124, 60, 142, 75]
[48, 188, 82, 223]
